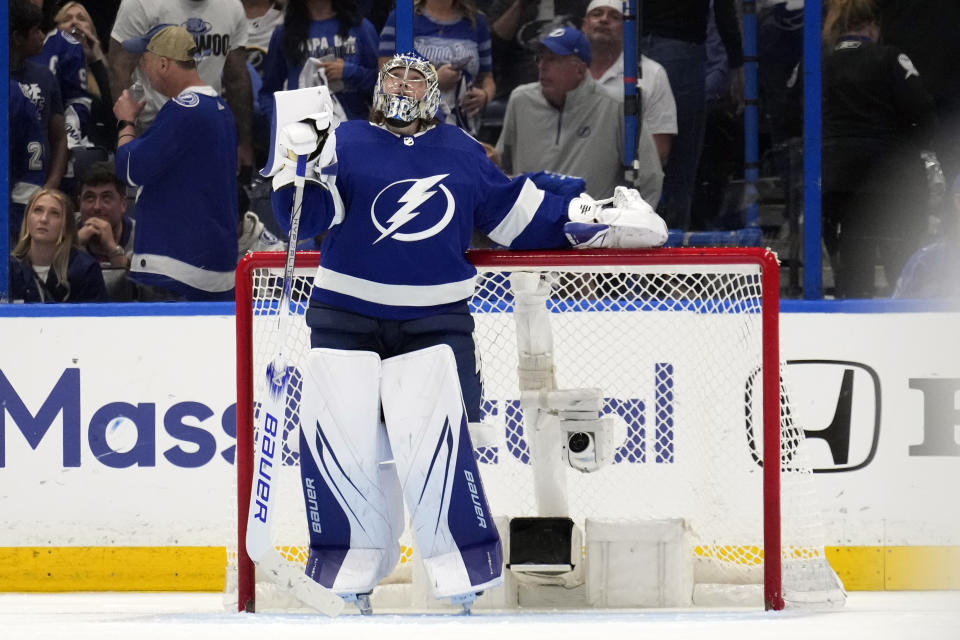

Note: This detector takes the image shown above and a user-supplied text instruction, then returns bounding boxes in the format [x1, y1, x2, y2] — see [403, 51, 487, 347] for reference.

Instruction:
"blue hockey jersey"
[115, 87, 238, 299]
[31, 29, 90, 144]
[10, 62, 62, 235]
[9, 78, 47, 203]
[272, 120, 574, 320]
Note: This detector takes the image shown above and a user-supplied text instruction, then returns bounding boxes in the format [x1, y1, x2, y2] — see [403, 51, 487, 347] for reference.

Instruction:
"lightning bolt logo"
[370, 174, 456, 244]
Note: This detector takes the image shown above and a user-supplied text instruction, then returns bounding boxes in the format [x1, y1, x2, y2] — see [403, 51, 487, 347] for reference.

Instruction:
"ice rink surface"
[2, 591, 958, 640]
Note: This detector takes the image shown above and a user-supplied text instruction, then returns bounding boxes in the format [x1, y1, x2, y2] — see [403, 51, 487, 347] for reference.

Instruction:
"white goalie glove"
[564, 186, 668, 249]
[261, 86, 337, 190]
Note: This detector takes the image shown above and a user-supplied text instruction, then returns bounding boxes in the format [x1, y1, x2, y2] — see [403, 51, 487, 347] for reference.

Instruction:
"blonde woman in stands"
[9, 188, 107, 303]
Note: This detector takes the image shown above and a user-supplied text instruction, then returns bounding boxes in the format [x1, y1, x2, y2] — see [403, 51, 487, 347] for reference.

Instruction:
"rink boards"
[0, 301, 958, 591]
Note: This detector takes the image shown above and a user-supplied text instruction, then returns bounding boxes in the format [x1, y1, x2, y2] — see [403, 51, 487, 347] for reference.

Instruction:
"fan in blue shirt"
[114, 25, 238, 301]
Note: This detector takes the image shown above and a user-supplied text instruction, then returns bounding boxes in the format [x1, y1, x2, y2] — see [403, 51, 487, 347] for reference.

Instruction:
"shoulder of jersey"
[438, 123, 484, 149]
[448, 124, 480, 144]
[56, 29, 81, 46]
[338, 119, 365, 132]
[335, 119, 375, 140]
[173, 92, 203, 108]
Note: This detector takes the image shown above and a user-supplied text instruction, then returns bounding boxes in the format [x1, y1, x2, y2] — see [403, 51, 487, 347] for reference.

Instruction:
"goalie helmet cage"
[234, 248, 839, 613]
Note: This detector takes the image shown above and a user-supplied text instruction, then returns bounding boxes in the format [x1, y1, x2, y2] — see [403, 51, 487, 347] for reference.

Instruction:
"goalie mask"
[372, 52, 441, 126]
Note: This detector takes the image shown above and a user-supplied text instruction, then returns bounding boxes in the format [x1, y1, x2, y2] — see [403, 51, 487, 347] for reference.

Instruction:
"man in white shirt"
[581, 0, 677, 167]
[108, 0, 254, 175]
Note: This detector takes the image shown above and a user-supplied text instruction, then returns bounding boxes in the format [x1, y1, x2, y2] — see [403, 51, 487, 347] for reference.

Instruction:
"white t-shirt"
[111, 0, 248, 127]
[597, 54, 678, 137]
[32, 264, 51, 282]
[245, 5, 284, 74]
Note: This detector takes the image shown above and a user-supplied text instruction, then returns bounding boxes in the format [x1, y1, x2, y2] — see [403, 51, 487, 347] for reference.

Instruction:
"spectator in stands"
[242, 0, 285, 170]
[641, 0, 744, 230]
[75, 162, 137, 301]
[378, 0, 495, 135]
[83, 0, 121, 52]
[9, 187, 107, 303]
[821, 0, 937, 298]
[259, 0, 379, 127]
[54, 1, 115, 150]
[580, 0, 676, 167]
[496, 26, 662, 203]
[243, 0, 285, 75]
[755, 1, 804, 249]
[29, 0, 92, 186]
[879, 0, 960, 186]
[27, 0, 89, 198]
[27, 0, 55, 31]
[10, 0, 68, 238]
[690, 2, 740, 231]
[486, 0, 588, 101]
[8, 77, 45, 243]
[107, 0, 255, 181]
[892, 173, 960, 299]
[238, 184, 286, 261]
[757, 0, 803, 150]
[113, 26, 239, 302]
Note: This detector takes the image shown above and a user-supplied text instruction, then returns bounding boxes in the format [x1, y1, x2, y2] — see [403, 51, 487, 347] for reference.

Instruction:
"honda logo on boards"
[908, 378, 960, 457]
[745, 360, 881, 473]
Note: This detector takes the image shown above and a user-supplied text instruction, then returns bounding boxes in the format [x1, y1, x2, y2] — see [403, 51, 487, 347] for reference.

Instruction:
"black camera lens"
[568, 432, 591, 453]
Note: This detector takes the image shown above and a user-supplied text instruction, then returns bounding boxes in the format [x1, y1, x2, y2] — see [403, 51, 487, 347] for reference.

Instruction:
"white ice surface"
[2, 591, 959, 640]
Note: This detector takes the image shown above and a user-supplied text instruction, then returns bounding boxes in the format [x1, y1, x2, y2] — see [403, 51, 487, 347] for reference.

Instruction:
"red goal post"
[234, 248, 839, 613]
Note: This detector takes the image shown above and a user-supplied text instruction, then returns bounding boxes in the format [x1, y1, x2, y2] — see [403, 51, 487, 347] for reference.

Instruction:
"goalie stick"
[245, 153, 345, 616]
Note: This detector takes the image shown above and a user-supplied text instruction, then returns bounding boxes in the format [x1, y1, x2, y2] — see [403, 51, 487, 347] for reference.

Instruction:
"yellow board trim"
[0, 547, 226, 592]
[1, 545, 958, 592]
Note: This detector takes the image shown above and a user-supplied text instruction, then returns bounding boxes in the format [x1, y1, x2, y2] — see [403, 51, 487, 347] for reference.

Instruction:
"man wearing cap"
[113, 25, 238, 301]
[107, 0, 253, 178]
[581, 0, 677, 168]
[487, 0, 589, 101]
[496, 26, 662, 204]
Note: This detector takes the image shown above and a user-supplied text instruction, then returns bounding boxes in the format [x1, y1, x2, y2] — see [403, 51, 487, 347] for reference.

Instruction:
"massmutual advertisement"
[0, 310, 958, 590]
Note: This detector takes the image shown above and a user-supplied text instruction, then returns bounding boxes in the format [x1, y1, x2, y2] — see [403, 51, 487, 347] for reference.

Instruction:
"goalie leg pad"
[380, 344, 504, 599]
[299, 348, 401, 595]
[398, 309, 483, 422]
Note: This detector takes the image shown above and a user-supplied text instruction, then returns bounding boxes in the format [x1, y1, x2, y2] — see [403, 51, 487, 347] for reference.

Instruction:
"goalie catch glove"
[564, 186, 668, 249]
[268, 115, 335, 191]
[261, 86, 337, 190]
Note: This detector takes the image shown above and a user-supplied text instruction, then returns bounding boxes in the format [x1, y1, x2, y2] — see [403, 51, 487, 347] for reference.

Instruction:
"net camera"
[560, 416, 616, 473]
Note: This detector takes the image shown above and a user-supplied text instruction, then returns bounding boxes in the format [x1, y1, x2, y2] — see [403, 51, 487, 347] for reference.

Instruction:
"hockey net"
[232, 248, 844, 613]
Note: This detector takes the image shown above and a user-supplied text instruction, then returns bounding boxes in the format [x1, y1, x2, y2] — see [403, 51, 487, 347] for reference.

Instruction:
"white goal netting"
[231, 249, 844, 612]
